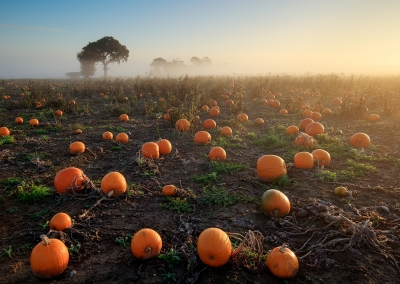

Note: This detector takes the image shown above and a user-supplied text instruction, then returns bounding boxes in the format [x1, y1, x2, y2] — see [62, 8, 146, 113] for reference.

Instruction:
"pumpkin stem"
[280, 243, 287, 253]
[145, 246, 152, 253]
[107, 190, 114, 198]
[40, 234, 51, 246]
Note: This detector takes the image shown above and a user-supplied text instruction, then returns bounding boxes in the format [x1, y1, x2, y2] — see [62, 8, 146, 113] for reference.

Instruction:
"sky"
[1, 0, 400, 79]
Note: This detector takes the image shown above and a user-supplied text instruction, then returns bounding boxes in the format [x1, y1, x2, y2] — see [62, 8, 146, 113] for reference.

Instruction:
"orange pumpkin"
[15, 117, 24, 124]
[255, 118, 264, 125]
[294, 132, 314, 146]
[226, 99, 234, 106]
[101, 171, 127, 197]
[163, 113, 170, 121]
[201, 105, 210, 112]
[332, 98, 342, 106]
[350, 133, 370, 148]
[49, 213, 72, 231]
[161, 185, 177, 196]
[312, 149, 331, 167]
[286, 125, 299, 135]
[116, 133, 129, 144]
[75, 129, 82, 134]
[142, 142, 160, 159]
[203, 119, 217, 129]
[257, 155, 287, 182]
[30, 118, 39, 126]
[302, 109, 312, 118]
[69, 141, 85, 154]
[367, 114, 380, 122]
[310, 112, 321, 121]
[239, 113, 248, 123]
[334, 186, 348, 197]
[55, 110, 63, 117]
[175, 119, 190, 131]
[54, 167, 87, 194]
[197, 228, 231, 267]
[266, 244, 299, 278]
[220, 126, 233, 136]
[305, 122, 324, 137]
[209, 108, 220, 117]
[279, 109, 288, 115]
[30, 235, 69, 278]
[156, 139, 172, 155]
[299, 118, 314, 131]
[294, 152, 314, 169]
[0, 126, 10, 137]
[261, 189, 291, 217]
[102, 131, 113, 140]
[322, 108, 332, 115]
[119, 114, 129, 122]
[271, 100, 281, 109]
[209, 146, 226, 161]
[131, 228, 162, 259]
[194, 131, 211, 145]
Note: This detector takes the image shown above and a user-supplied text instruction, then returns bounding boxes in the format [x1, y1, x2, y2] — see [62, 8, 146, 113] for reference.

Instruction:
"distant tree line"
[150, 56, 213, 76]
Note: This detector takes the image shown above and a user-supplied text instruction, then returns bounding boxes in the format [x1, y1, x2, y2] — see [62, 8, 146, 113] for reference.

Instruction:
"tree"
[190, 56, 202, 66]
[77, 50, 99, 78]
[202, 56, 212, 65]
[77, 36, 129, 77]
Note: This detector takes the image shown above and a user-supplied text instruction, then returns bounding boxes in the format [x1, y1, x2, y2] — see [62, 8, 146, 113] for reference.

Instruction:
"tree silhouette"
[190, 56, 202, 65]
[77, 36, 129, 77]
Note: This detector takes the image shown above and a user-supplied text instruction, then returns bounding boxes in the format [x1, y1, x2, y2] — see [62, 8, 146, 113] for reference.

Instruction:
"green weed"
[191, 172, 218, 186]
[211, 161, 249, 174]
[0, 135, 14, 145]
[158, 249, 182, 268]
[12, 181, 52, 203]
[115, 235, 132, 248]
[160, 197, 193, 213]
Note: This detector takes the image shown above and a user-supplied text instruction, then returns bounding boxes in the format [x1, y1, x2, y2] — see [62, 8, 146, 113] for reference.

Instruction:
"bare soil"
[0, 78, 399, 284]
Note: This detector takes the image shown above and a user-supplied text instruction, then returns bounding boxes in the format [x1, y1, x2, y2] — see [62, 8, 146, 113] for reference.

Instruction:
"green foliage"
[315, 161, 376, 181]
[158, 249, 182, 268]
[68, 243, 81, 254]
[30, 209, 49, 219]
[160, 197, 193, 213]
[211, 161, 249, 174]
[1, 246, 13, 258]
[262, 175, 293, 190]
[199, 186, 240, 207]
[112, 145, 122, 151]
[115, 235, 132, 248]
[0, 135, 14, 145]
[0, 177, 22, 189]
[211, 136, 248, 149]
[12, 181, 52, 203]
[161, 272, 177, 282]
[191, 172, 218, 186]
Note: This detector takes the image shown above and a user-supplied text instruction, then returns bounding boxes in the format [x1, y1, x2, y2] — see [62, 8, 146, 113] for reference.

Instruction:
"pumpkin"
[194, 131, 211, 145]
[209, 146, 226, 161]
[163, 113, 170, 121]
[30, 235, 69, 278]
[210, 100, 218, 106]
[226, 99, 234, 106]
[294, 132, 314, 146]
[116, 133, 129, 144]
[15, 117, 24, 124]
[30, 118, 39, 126]
[209, 108, 220, 117]
[70, 100, 76, 105]
[220, 126, 233, 136]
[294, 152, 314, 169]
[302, 109, 312, 118]
[197, 227, 231, 267]
[101, 171, 127, 197]
[156, 139, 172, 155]
[301, 104, 310, 110]
[255, 118, 264, 125]
[175, 119, 190, 131]
[257, 155, 287, 182]
[310, 112, 321, 121]
[271, 100, 281, 108]
[141, 142, 160, 159]
[201, 105, 210, 112]
[69, 141, 85, 154]
[312, 149, 331, 167]
[119, 114, 129, 122]
[299, 118, 314, 131]
[162, 185, 177, 196]
[54, 167, 87, 194]
[322, 108, 332, 115]
[367, 114, 380, 122]
[211, 105, 220, 111]
[286, 125, 299, 135]
[334, 186, 348, 197]
[131, 228, 162, 259]
[240, 113, 248, 123]
[332, 98, 342, 106]
[102, 131, 113, 140]
[305, 122, 324, 137]
[279, 109, 288, 115]
[266, 244, 299, 278]
[261, 189, 291, 217]
[350, 133, 370, 148]
[203, 119, 217, 129]
[0, 126, 10, 137]
[75, 129, 82, 134]
[55, 110, 63, 117]
[49, 213, 72, 231]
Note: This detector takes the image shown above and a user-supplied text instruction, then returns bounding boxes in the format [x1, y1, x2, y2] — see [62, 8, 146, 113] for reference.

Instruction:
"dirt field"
[0, 75, 399, 283]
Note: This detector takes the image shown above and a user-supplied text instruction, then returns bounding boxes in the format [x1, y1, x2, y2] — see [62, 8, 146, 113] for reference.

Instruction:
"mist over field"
[1, 1, 400, 79]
